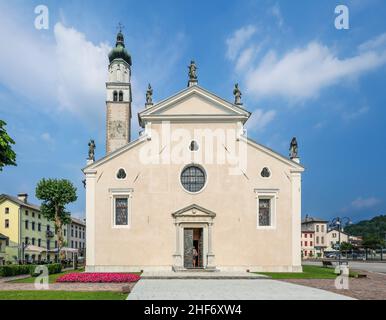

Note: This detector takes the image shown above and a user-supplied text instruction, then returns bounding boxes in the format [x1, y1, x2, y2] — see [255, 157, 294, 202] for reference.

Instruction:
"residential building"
[0, 193, 59, 263]
[349, 235, 363, 248]
[67, 217, 86, 258]
[83, 31, 304, 273]
[301, 215, 328, 257]
[0, 233, 9, 265]
[301, 228, 315, 259]
[326, 229, 349, 251]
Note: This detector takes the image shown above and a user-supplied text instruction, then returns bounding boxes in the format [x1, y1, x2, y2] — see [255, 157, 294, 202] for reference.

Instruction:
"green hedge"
[0, 264, 62, 277]
[0, 265, 32, 277]
[30, 263, 62, 277]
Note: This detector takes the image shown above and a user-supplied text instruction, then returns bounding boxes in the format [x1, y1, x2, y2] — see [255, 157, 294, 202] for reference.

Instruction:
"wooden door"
[184, 228, 194, 268]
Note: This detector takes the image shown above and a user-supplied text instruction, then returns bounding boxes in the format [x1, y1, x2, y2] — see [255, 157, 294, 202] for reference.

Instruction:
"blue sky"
[0, 0, 385, 222]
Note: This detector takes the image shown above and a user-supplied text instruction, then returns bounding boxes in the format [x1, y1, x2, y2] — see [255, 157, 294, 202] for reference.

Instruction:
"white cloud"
[54, 23, 110, 118]
[235, 46, 259, 72]
[226, 25, 257, 61]
[244, 41, 386, 101]
[359, 32, 386, 52]
[270, 3, 284, 28]
[351, 197, 381, 209]
[0, 13, 110, 125]
[41, 132, 54, 144]
[0, 4, 185, 131]
[246, 109, 276, 132]
[343, 106, 369, 121]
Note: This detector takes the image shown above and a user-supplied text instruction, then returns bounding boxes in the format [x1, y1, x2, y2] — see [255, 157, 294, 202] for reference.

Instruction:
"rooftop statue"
[289, 137, 298, 159]
[88, 139, 96, 161]
[146, 83, 153, 105]
[233, 83, 242, 105]
[188, 60, 198, 80]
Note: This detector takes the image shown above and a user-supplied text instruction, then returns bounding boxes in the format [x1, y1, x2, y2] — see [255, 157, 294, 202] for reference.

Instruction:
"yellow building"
[0, 233, 9, 265]
[0, 193, 60, 264]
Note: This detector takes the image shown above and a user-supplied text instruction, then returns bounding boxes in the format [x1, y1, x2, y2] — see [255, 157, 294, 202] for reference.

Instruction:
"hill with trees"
[345, 215, 386, 248]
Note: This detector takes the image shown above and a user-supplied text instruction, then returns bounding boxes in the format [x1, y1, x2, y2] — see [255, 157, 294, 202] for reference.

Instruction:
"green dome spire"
[108, 30, 132, 66]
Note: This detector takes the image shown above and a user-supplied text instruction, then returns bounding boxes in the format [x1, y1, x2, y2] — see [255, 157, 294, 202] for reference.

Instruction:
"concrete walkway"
[141, 271, 267, 279]
[127, 279, 354, 300]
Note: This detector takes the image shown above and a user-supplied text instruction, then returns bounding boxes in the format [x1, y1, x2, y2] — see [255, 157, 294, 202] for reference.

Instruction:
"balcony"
[46, 230, 54, 238]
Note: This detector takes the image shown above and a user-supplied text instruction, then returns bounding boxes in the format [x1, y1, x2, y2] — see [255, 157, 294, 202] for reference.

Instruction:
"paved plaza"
[127, 279, 353, 300]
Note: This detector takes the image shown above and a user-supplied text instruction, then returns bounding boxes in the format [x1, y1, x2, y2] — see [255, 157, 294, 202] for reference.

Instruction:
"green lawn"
[0, 291, 127, 300]
[256, 265, 358, 279]
[10, 268, 84, 284]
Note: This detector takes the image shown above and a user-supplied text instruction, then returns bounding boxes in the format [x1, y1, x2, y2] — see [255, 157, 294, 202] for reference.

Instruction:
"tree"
[340, 242, 353, 251]
[345, 215, 386, 240]
[362, 237, 385, 249]
[0, 120, 16, 171]
[35, 179, 77, 261]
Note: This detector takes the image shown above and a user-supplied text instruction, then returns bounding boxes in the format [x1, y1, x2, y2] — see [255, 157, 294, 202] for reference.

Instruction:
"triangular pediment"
[138, 85, 250, 127]
[171, 204, 216, 218]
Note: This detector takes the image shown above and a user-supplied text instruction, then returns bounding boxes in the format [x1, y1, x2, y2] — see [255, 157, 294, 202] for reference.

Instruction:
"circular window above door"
[180, 165, 206, 193]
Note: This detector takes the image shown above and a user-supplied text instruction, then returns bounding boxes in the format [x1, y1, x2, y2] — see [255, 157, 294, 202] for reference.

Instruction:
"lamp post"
[329, 217, 352, 265]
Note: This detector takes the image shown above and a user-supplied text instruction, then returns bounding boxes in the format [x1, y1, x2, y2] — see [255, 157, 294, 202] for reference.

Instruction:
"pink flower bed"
[56, 272, 140, 283]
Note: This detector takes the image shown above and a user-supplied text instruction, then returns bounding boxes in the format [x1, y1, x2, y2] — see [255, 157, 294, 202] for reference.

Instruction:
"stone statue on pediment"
[146, 83, 153, 105]
[88, 139, 96, 161]
[289, 137, 298, 159]
[233, 83, 242, 105]
[188, 60, 197, 80]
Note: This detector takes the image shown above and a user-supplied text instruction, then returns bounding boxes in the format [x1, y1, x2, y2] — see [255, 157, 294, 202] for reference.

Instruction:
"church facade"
[83, 32, 304, 273]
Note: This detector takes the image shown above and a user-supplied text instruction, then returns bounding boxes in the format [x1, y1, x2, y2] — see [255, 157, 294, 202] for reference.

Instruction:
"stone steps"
[141, 271, 268, 280]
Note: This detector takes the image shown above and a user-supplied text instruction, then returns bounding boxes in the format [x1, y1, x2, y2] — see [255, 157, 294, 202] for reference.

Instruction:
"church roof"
[242, 136, 304, 170]
[108, 31, 132, 66]
[138, 85, 251, 127]
[83, 137, 147, 172]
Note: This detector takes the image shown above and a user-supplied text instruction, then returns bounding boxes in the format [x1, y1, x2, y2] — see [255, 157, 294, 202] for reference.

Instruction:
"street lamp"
[329, 217, 352, 264]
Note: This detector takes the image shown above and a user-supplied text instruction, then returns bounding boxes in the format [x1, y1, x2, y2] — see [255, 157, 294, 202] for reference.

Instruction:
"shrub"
[31, 263, 62, 277]
[56, 272, 140, 283]
[0, 264, 63, 277]
[0, 265, 33, 277]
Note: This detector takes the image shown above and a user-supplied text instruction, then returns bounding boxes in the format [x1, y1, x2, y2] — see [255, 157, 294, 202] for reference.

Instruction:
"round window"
[116, 168, 127, 179]
[180, 165, 206, 193]
[261, 167, 271, 178]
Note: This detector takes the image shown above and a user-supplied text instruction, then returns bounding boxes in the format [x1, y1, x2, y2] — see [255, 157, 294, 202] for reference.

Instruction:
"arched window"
[180, 165, 206, 193]
[119, 91, 123, 102]
[113, 91, 118, 102]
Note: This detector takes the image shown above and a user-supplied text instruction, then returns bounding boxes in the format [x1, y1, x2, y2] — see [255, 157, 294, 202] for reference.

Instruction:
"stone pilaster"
[85, 170, 97, 271]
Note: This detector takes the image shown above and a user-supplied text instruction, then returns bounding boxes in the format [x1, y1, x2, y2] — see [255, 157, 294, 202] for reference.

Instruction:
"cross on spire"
[117, 22, 125, 33]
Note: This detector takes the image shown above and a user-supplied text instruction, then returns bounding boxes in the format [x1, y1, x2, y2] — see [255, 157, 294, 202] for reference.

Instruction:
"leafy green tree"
[340, 242, 353, 251]
[36, 179, 77, 260]
[362, 237, 385, 249]
[0, 120, 16, 171]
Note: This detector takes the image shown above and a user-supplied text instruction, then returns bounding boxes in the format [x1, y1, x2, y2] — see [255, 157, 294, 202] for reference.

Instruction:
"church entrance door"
[183, 228, 203, 269]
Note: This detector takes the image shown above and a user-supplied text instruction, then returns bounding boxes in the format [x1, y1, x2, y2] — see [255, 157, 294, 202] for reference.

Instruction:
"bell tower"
[106, 29, 132, 154]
